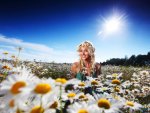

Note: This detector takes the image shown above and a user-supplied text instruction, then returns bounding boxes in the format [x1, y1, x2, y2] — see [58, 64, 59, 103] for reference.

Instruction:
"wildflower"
[3, 52, 8, 55]
[44, 94, 60, 111]
[0, 67, 39, 111]
[22, 78, 55, 99]
[11, 55, 16, 58]
[78, 109, 88, 113]
[132, 89, 140, 95]
[76, 93, 95, 103]
[55, 78, 67, 85]
[30, 106, 44, 113]
[0, 95, 26, 113]
[97, 98, 111, 109]
[25, 93, 59, 113]
[112, 73, 118, 78]
[124, 101, 142, 111]
[114, 87, 120, 92]
[91, 80, 99, 86]
[67, 92, 76, 98]
[11, 81, 27, 94]
[92, 93, 123, 113]
[140, 70, 149, 76]
[122, 80, 131, 88]
[9, 99, 15, 108]
[67, 102, 94, 113]
[78, 82, 85, 87]
[112, 79, 121, 85]
[0, 70, 35, 96]
[49, 101, 58, 109]
[126, 101, 134, 107]
[2, 65, 11, 70]
[79, 94, 86, 99]
[0, 73, 3, 76]
[34, 83, 51, 94]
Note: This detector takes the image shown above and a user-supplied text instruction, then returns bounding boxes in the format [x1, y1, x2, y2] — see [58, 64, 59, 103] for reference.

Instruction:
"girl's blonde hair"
[77, 41, 95, 74]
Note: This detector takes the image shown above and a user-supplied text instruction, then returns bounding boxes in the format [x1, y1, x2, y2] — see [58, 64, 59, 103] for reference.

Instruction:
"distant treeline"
[102, 52, 150, 66]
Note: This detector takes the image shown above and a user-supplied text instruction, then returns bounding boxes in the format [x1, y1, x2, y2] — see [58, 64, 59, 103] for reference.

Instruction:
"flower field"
[0, 59, 150, 113]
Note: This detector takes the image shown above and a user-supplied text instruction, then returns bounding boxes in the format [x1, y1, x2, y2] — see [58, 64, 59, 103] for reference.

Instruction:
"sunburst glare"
[98, 10, 127, 38]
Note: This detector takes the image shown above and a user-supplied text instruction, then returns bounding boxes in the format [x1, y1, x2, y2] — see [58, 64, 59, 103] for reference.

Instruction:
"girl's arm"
[70, 62, 78, 79]
[95, 63, 102, 76]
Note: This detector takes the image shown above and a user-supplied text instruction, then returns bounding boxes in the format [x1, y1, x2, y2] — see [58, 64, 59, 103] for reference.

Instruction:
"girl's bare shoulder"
[71, 62, 80, 74]
[94, 62, 101, 69]
[71, 62, 79, 68]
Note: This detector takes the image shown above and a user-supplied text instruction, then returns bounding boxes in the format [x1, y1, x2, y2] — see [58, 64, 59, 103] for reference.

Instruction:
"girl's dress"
[76, 68, 97, 81]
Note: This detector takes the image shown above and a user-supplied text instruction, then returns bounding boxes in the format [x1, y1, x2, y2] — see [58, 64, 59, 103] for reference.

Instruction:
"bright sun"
[104, 16, 121, 33]
[99, 12, 126, 37]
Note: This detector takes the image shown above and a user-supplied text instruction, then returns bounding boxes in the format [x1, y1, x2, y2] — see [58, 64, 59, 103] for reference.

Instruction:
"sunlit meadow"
[0, 50, 149, 113]
[0, 0, 150, 113]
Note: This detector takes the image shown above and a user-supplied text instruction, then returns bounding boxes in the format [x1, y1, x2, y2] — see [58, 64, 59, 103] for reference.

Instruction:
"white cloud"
[0, 45, 16, 50]
[0, 34, 77, 63]
[0, 35, 53, 53]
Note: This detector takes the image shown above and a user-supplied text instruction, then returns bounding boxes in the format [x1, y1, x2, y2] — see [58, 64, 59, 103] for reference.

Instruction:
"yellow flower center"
[114, 95, 120, 100]
[78, 109, 88, 113]
[91, 80, 98, 85]
[98, 98, 111, 109]
[11, 55, 16, 58]
[3, 52, 8, 55]
[2, 65, 11, 70]
[84, 98, 88, 101]
[9, 99, 15, 107]
[78, 82, 85, 87]
[16, 109, 23, 113]
[30, 106, 44, 113]
[144, 87, 149, 91]
[79, 95, 86, 99]
[55, 78, 67, 84]
[11, 81, 26, 94]
[126, 101, 134, 107]
[114, 87, 120, 92]
[34, 83, 51, 94]
[67, 93, 76, 98]
[112, 79, 121, 85]
[143, 72, 146, 75]
[0, 74, 3, 76]
[49, 101, 58, 109]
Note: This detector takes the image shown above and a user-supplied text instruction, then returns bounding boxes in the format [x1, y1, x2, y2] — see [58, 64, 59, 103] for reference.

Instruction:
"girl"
[71, 41, 101, 80]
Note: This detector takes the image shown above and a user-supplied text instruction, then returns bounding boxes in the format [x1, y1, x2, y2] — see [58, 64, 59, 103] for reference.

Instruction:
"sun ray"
[98, 10, 127, 39]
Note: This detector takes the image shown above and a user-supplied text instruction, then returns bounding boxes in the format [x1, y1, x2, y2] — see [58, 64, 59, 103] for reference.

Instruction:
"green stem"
[40, 95, 43, 107]
[17, 50, 21, 59]
[60, 85, 63, 113]
[102, 109, 105, 113]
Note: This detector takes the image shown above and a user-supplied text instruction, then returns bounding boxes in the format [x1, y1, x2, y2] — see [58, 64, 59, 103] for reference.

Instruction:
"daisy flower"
[91, 93, 123, 113]
[0, 68, 37, 96]
[67, 102, 95, 113]
[21, 77, 55, 100]
[0, 68, 38, 111]
[111, 79, 121, 85]
[55, 78, 67, 86]
[62, 90, 78, 103]
[76, 92, 95, 104]
[123, 101, 142, 112]
[139, 70, 149, 76]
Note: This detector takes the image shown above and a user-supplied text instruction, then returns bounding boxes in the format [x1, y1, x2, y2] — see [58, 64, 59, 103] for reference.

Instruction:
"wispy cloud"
[0, 34, 77, 63]
[0, 45, 16, 50]
[0, 34, 53, 53]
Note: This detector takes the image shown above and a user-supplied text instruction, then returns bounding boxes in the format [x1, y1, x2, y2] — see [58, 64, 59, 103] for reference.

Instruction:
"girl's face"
[79, 46, 90, 60]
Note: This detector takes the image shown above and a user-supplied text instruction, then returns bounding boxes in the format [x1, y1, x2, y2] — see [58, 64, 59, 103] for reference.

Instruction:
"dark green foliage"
[102, 51, 150, 66]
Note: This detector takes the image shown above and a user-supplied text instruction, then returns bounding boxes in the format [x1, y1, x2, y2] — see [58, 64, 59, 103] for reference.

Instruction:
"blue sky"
[0, 0, 150, 63]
